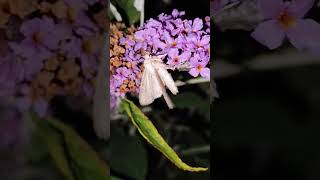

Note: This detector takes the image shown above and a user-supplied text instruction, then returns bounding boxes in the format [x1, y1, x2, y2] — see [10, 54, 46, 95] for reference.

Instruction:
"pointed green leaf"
[31, 113, 110, 180]
[112, 0, 140, 25]
[120, 99, 208, 172]
[110, 176, 122, 180]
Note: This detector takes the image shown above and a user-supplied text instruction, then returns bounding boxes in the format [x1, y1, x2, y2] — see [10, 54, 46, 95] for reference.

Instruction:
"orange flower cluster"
[28, 55, 83, 102]
[0, 0, 38, 28]
[110, 23, 143, 96]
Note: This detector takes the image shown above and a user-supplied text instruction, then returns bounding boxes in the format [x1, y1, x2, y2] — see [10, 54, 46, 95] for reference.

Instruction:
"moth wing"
[149, 70, 163, 100]
[156, 65, 178, 95]
[139, 66, 163, 106]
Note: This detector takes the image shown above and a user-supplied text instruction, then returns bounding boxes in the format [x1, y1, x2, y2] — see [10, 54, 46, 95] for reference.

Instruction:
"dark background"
[212, 5, 320, 180]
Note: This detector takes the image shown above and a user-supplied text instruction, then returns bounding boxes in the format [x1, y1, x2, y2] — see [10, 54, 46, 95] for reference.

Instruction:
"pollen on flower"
[197, 65, 203, 71]
[172, 41, 177, 47]
[110, 22, 140, 99]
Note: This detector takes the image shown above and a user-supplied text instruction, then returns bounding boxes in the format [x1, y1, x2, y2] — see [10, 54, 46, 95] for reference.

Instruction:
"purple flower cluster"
[0, 0, 106, 117]
[131, 9, 210, 77]
[110, 10, 210, 109]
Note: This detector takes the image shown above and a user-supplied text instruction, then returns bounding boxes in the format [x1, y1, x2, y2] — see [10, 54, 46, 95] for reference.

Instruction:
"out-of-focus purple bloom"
[63, 36, 99, 79]
[210, 0, 229, 12]
[110, 94, 120, 111]
[0, 54, 23, 96]
[251, 0, 320, 51]
[58, 1, 98, 36]
[16, 84, 49, 117]
[9, 43, 44, 81]
[210, 0, 239, 15]
[12, 17, 63, 61]
[73, 11, 99, 36]
[82, 81, 94, 97]
[20, 17, 59, 49]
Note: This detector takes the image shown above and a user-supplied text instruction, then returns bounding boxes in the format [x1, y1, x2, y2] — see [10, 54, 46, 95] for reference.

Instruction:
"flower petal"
[179, 51, 191, 63]
[200, 67, 210, 79]
[288, 0, 315, 18]
[192, 18, 203, 32]
[251, 20, 285, 49]
[257, 0, 284, 19]
[33, 99, 48, 117]
[168, 48, 179, 58]
[287, 19, 320, 50]
[189, 68, 199, 77]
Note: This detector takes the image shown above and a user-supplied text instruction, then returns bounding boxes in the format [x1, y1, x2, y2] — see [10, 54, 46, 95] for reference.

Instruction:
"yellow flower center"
[278, 11, 296, 29]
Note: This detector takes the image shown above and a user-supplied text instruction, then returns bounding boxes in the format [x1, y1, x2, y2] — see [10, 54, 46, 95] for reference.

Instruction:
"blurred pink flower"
[56, 0, 98, 36]
[63, 36, 98, 79]
[11, 17, 66, 62]
[251, 0, 320, 50]
[9, 43, 45, 80]
[210, 0, 239, 16]
[210, 0, 230, 12]
[16, 84, 49, 117]
[0, 54, 23, 96]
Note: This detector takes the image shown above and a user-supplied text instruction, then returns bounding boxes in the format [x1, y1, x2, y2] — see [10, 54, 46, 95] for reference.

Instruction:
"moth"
[139, 54, 178, 109]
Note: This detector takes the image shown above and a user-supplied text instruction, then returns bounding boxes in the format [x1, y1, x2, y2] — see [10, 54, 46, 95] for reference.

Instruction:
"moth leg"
[154, 69, 175, 109]
[162, 89, 175, 109]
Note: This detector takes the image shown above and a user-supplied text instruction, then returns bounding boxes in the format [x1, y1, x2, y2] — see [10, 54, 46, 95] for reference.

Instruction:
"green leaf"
[31, 112, 110, 180]
[110, 128, 147, 180]
[112, 0, 140, 25]
[120, 99, 208, 172]
[173, 92, 206, 108]
[110, 176, 122, 180]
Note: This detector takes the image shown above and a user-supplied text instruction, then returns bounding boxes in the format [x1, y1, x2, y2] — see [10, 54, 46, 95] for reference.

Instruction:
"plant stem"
[175, 78, 210, 86]
[180, 145, 210, 156]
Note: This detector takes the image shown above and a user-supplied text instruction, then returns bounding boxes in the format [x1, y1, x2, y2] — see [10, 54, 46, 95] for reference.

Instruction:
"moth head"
[143, 54, 166, 65]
